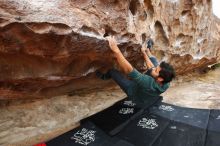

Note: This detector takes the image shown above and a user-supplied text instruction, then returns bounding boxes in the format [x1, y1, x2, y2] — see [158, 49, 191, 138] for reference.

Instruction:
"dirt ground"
[163, 68, 220, 109]
[0, 68, 220, 146]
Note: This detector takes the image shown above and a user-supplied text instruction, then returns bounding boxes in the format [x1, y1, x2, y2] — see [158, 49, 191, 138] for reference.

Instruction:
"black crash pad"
[46, 122, 114, 146]
[117, 113, 170, 146]
[81, 96, 162, 136]
[117, 108, 209, 146]
[152, 121, 207, 146]
[150, 102, 210, 129]
[205, 109, 220, 146]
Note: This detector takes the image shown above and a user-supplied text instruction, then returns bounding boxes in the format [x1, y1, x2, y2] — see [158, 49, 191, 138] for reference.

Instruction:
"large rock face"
[0, 0, 219, 99]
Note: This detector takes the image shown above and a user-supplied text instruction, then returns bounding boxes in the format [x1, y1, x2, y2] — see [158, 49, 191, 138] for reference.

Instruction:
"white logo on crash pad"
[216, 115, 220, 120]
[71, 128, 96, 145]
[137, 118, 158, 129]
[123, 100, 136, 107]
[119, 108, 134, 114]
[159, 105, 174, 111]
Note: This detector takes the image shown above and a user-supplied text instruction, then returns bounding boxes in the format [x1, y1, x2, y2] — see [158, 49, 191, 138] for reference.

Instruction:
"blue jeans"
[108, 69, 135, 96]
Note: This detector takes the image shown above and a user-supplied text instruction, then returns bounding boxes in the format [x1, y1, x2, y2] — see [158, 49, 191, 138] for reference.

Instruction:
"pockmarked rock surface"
[0, 0, 220, 99]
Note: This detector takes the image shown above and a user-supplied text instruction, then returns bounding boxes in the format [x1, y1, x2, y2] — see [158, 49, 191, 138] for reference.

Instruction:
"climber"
[96, 36, 175, 105]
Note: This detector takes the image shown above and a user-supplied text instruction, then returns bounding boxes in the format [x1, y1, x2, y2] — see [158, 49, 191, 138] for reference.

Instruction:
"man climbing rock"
[96, 36, 175, 106]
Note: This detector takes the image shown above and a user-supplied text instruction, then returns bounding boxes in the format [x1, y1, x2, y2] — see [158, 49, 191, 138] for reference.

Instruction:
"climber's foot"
[146, 38, 154, 50]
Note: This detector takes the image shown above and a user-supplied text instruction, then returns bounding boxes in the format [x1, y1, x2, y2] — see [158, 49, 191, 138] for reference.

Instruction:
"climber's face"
[151, 66, 161, 78]
[151, 66, 164, 83]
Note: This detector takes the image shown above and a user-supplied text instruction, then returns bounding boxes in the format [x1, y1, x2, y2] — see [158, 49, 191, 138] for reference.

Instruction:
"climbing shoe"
[146, 38, 154, 50]
[96, 71, 111, 80]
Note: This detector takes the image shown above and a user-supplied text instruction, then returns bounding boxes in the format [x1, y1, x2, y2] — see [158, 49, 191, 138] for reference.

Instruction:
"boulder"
[0, 0, 219, 99]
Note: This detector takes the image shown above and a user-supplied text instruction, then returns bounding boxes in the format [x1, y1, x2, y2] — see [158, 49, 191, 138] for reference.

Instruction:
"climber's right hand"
[106, 36, 121, 53]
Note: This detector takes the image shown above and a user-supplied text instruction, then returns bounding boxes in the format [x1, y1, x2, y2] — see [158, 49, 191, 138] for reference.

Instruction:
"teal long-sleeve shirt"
[127, 69, 169, 104]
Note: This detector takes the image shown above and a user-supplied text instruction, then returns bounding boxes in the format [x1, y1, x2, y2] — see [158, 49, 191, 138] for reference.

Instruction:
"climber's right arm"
[106, 36, 133, 74]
